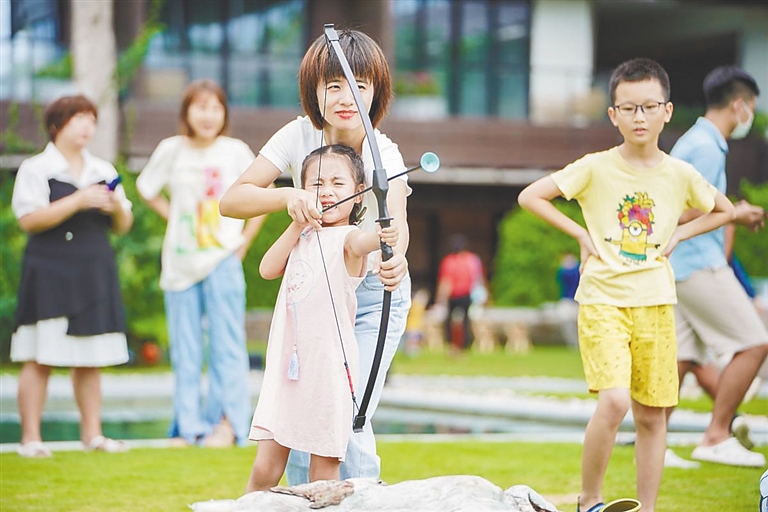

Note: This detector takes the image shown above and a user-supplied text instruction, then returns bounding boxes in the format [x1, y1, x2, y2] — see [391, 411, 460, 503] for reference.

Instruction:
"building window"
[393, 0, 530, 119]
[2, 0, 69, 101]
[145, 0, 305, 107]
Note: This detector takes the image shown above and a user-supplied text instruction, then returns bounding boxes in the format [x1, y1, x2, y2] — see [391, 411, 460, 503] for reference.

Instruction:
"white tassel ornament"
[288, 345, 299, 381]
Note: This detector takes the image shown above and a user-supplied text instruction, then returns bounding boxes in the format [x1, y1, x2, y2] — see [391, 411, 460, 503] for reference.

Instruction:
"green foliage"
[0, 103, 43, 154]
[111, 165, 167, 344]
[243, 208, 292, 308]
[34, 53, 73, 80]
[0, 177, 27, 360]
[492, 200, 584, 307]
[751, 109, 768, 139]
[733, 181, 768, 277]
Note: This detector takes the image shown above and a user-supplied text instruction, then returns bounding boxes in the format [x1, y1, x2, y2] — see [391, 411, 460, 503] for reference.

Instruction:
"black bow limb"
[323, 24, 392, 433]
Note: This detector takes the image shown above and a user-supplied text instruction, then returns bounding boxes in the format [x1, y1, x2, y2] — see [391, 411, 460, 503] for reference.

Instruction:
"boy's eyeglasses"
[612, 101, 668, 116]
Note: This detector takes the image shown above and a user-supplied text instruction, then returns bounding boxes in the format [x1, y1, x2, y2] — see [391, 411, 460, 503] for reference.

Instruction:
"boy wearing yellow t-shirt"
[518, 58, 734, 512]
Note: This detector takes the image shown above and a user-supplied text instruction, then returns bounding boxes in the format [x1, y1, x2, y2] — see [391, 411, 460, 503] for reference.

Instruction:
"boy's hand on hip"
[577, 230, 599, 274]
[734, 200, 765, 231]
[663, 229, 682, 257]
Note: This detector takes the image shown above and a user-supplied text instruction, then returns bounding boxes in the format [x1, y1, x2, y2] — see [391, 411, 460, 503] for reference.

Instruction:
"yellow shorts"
[578, 304, 678, 408]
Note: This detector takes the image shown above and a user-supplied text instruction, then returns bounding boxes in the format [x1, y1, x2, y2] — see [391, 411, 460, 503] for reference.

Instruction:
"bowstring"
[316, 37, 360, 415]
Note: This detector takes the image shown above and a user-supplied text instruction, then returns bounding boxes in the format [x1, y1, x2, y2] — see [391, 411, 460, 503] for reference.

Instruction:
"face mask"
[731, 101, 754, 140]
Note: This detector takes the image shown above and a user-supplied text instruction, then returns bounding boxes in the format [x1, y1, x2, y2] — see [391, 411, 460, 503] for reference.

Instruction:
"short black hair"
[609, 58, 670, 105]
[703, 66, 760, 108]
[300, 29, 392, 130]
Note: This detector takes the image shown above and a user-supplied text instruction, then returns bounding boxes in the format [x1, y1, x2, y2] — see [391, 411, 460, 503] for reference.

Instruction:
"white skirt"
[11, 317, 129, 367]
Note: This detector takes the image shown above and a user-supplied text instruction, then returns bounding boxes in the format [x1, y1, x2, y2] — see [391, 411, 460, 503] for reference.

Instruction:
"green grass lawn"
[2, 346, 765, 510]
[1, 442, 764, 511]
[390, 345, 588, 379]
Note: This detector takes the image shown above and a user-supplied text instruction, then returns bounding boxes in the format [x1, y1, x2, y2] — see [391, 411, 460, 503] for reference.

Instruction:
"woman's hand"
[98, 190, 123, 215]
[371, 249, 408, 292]
[377, 224, 398, 248]
[286, 188, 322, 230]
[77, 184, 111, 211]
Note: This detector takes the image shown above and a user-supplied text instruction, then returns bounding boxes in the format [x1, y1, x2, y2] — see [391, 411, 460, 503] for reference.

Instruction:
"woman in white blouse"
[11, 94, 133, 457]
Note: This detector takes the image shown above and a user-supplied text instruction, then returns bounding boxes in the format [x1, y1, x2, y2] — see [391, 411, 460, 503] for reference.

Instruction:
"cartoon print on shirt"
[605, 192, 660, 263]
[197, 167, 223, 249]
[174, 166, 224, 254]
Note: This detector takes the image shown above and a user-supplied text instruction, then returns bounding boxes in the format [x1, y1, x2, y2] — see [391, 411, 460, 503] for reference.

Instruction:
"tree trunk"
[71, 0, 118, 162]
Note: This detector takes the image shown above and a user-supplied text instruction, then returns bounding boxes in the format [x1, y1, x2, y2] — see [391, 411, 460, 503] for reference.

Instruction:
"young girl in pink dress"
[246, 144, 398, 492]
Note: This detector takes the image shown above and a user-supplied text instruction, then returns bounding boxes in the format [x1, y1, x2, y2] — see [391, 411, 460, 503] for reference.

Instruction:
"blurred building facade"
[2, 0, 767, 292]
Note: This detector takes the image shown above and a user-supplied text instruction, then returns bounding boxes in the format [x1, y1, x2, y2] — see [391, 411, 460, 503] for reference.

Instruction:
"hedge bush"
[733, 181, 768, 279]
[492, 199, 585, 307]
[0, 176, 26, 355]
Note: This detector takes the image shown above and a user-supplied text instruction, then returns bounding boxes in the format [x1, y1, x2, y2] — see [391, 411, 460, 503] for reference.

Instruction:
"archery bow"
[323, 24, 393, 433]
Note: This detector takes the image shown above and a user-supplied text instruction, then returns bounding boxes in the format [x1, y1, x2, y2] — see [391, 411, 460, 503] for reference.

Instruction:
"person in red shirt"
[436, 234, 486, 351]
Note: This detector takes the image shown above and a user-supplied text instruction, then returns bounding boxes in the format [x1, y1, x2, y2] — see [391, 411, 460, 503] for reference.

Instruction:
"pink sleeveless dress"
[250, 226, 365, 459]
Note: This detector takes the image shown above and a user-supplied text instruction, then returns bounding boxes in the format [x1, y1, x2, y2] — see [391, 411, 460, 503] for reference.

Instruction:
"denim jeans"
[164, 255, 251, 445]
[285, 272, 412, 484]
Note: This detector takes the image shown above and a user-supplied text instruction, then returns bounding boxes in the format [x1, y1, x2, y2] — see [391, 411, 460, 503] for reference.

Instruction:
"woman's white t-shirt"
[259, 116, 411, 241]
[137, 136, 255, 291]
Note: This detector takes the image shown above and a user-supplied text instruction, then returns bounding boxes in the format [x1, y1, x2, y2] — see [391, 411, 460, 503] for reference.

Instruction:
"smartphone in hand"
[107, 176, 122, 191]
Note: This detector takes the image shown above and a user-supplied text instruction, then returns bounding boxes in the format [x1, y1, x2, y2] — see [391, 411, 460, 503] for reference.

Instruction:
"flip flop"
[577, 498, 641, 512]
[17, 441, 52, 458]
[602, 498, 641, 512]
[83, 435, 129, 453]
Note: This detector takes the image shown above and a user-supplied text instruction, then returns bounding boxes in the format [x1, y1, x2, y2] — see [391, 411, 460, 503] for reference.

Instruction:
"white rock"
[189, 475, 560, 512]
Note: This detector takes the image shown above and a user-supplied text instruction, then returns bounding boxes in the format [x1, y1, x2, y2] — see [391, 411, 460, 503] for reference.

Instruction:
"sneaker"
[732, 416, 755, 450]
[664, 448, 700, 469]
[691, 437, 766, 467]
